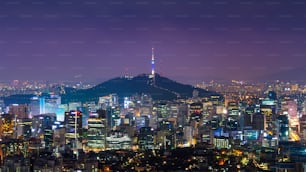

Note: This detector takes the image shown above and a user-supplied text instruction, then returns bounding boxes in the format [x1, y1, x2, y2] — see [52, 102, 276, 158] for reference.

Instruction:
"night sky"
[0, 0, 306, 83]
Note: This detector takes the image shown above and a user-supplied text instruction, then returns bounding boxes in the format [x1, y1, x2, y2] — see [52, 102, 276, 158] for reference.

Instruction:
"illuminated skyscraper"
[16, 118, 32, 139]
[65, 110, 82, 146]
[138, 127, 154, 150]
[0, 114, 15, 138]
[32, 114, 56, 149]
[29, 96, 45, 117]
[86, 110, 107, 152]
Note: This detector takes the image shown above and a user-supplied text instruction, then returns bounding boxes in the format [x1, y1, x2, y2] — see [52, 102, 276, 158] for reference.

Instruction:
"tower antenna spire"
[151, 47, 155, 77]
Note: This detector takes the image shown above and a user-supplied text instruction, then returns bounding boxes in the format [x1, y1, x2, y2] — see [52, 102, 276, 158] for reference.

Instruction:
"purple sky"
[0, 0, 306, 83]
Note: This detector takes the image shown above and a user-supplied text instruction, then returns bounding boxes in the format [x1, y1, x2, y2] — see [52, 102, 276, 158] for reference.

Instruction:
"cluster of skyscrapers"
[1, 76, 306, 171]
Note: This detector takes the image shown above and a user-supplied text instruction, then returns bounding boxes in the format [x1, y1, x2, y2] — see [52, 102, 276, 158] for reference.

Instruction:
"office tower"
[44, 94, 61, 114]
[81, 101, 98, 128]
[68, 102, 82, 111]
[106, 131, 132, 150]
[209, 95, 224, 107]
[244, 106, 255, 127]
[29, 94, 61, 119]
[86, 110, 107, 152]
[31, 114, 56, 149]
[189, 102, 203, 116]
[268, 91, 277, 100]
[57, 104, 68, 122]
[189, 102, 203, 122]
[168, 103, 179, 118]
[29, 96, 45, 117]
[65, 110, 82, 146]
[0, 139, 29, 162]
[227, 101, 239, 119]
[106, 106, 120, 129]
[139, 94, 154, 128]
[138, 127, 154, 150]
[135, 116, 149, 129]
[251, 113, 265, 130]
[282, 99, 299, 133]
[0, 114, 15, 138]
[300, 115, 306, 140]
[0, 99, 4, 114]
[260, 98, 276, 130]
[183, 126, 195, 146]
[98, 94, 119, 110]
[16, 118, 32, 139]
[154, 102, 169, 119]
[177, 104, 188, 127]
[277, 115, 289, 141]
[8, 104, 28, 119]
[32, 114, 56, 138]
[156, 120, 175, 150]
[53, 124, 66, 148]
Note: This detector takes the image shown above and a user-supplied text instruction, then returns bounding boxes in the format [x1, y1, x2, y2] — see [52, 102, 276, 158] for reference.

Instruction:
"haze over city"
[0, 0, 305, 83]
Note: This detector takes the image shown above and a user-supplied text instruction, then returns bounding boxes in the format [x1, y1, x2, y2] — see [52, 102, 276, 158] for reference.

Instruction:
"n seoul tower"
[151, 47, 155, 77]
[151, 47, 156, 85]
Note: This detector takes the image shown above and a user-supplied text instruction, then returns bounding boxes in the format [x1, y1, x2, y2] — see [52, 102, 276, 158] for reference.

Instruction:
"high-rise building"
[138, 127, 154, 150]
[29, 96, 45, 117]
[68, 102, 82, 111]
[156, 120, 175, 150]
[251, 113, 265, 130]
[98, 94, 119, 110]
[32, 114, 56, 138]
[86, 110, 107, 152]
[8, 104, 28, 119]
[300, 115, 306, 140]
[227, 101, 239, 119]
[16, 118, 32, 139]
[177, 104, 188, 127]
[65, 110, 82, 146]
[106, 131, 132, 150]
[154, 102, 169, 119]
[260, 99, 276, 130]
[30, 114, 56, 149]
[0, 114, 15, 138]
[281, 99, 299, 133]
[29, 94, 61, 118]
[106, 106, 120, 129]
[277, 115, 289, 141]
[0, 99, 4, 114]
[45, 94, 61, 114]
[135, 116, 149, 129]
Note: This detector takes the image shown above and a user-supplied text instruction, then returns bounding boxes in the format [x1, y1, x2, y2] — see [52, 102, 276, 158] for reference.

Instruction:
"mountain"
[61, 74, 219, 103]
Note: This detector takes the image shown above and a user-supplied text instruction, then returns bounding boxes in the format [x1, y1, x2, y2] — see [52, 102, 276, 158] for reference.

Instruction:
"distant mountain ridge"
[61, 74, 218, 103]
[262, 67, 306, 82]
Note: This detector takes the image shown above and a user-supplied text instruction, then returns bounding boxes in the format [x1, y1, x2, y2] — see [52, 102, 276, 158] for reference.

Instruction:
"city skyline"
[0, 0, 306, 83]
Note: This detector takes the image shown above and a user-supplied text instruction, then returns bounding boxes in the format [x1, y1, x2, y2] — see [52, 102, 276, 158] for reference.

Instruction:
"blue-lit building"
[106, 106, 120, 129]
[278, 115, 289, 141]
[31, 114, 56, 149]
